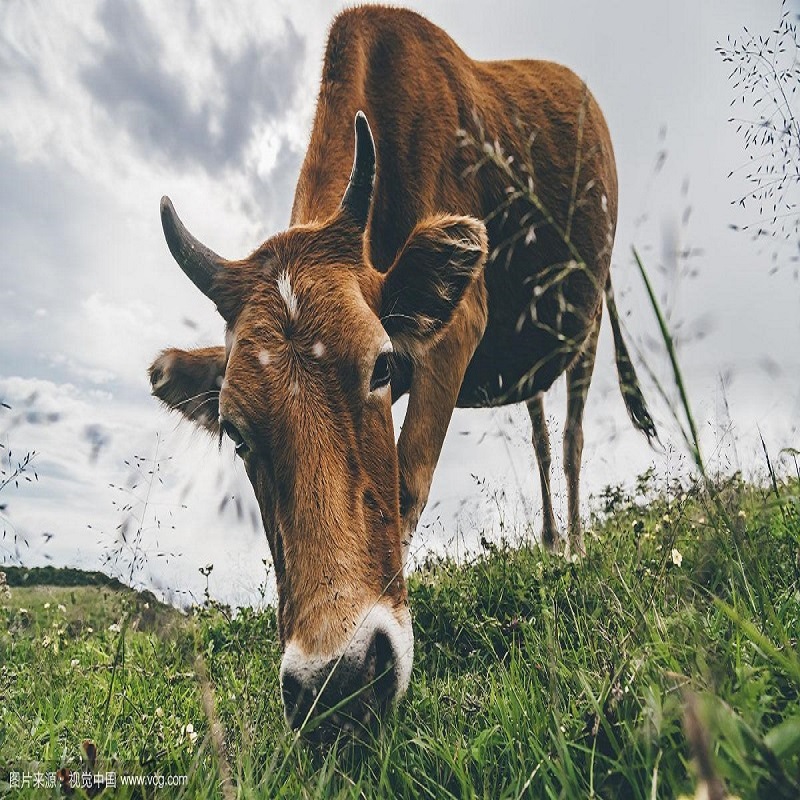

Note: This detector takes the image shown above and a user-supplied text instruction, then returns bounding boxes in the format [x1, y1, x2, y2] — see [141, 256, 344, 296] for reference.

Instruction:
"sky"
[1, 0, 798, 607]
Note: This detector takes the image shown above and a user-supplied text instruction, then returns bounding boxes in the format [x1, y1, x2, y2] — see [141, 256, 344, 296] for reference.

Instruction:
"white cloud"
[72, 293, 172, 386]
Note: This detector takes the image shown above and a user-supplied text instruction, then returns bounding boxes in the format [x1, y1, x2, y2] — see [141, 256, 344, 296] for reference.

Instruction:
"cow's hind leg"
[563, 311, 601, 555]
[526, 394, 560, 551]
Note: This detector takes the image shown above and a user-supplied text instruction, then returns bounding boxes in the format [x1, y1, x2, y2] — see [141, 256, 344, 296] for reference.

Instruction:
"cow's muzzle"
[279, 602, 413, 740]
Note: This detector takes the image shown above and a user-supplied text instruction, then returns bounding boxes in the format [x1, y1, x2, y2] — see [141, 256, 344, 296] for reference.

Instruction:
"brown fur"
[151, 7, 653, 661]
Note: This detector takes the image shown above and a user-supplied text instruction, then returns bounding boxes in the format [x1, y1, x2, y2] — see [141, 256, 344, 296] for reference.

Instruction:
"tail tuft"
[605, 276, 659, 444]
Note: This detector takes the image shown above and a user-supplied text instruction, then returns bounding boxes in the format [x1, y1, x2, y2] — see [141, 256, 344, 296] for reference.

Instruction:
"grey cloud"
[82, 0, 305, 173]
[246, 137, 303, 236]
[0, 152, 94, 380]
[0, 28, 44, 91]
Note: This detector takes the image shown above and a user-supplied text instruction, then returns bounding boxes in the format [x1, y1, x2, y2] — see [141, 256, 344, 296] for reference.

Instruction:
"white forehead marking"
[258, 349, 271, 366]
[276, 270, 298, 320]
[380, 340, 394, 354]
[312, 341, 325, 359]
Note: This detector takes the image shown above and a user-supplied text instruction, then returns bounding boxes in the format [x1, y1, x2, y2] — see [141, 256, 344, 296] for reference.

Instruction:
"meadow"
[1, 468, 798, 798]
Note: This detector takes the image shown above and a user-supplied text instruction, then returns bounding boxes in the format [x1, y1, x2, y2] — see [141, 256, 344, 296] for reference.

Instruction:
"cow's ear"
[380, 214, 487, 353]
[148, 346, 226, 434]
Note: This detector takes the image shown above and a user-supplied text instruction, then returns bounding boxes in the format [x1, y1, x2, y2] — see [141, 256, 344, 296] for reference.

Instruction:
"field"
[1, 472, 798, 798]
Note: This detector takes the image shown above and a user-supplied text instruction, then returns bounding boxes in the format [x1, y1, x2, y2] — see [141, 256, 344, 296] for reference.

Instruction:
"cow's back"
[293, 7, 618, 403]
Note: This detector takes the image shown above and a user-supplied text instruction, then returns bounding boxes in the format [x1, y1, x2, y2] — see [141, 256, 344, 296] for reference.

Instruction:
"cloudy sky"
[1, 0, 798, 607]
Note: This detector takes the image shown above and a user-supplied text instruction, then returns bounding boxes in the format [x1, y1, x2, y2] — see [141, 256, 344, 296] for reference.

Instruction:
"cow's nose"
[280, 671, 308, 726]
[280, 629, 400, 737]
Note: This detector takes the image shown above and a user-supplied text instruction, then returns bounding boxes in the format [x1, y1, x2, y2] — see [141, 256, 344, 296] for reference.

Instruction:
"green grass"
[1, 474, 798, 798]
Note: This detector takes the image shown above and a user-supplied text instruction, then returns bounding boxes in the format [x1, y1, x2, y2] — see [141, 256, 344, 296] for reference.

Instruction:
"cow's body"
[296, 7, 616, 407]
[150, 7, 654, 738]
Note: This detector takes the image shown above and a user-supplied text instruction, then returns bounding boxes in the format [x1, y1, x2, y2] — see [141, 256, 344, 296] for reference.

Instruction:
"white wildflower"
[108, 623, 121, 633]
[671, 548, 683, 567]
[58, 604, 67, 613]
[181, 723, 198, 746]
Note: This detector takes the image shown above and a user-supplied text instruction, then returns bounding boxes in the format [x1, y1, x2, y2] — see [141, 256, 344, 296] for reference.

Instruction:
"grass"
[1, 472, 798, 798]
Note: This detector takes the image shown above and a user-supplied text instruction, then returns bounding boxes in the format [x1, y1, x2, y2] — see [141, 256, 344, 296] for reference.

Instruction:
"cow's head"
[150, 113, 487, 737]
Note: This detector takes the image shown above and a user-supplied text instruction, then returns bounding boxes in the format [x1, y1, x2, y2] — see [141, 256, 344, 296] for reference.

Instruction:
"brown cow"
[149, 6, 655, 737]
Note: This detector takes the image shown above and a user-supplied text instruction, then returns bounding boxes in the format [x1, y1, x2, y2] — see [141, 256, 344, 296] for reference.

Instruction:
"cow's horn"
[340, 111, 376, 230]
[160, 196, 226, 298]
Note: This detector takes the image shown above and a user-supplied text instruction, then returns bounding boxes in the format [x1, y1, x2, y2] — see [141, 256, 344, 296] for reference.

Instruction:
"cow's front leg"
[396, 283, 487, 563]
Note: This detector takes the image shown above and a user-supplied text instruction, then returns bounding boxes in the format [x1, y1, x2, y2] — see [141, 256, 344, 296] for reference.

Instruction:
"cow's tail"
[604, 275, 658, 443]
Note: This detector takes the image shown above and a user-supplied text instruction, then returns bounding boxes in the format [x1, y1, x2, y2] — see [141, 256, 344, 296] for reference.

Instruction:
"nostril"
[371, 630, 398, 702]
[280, 620, 408, 737]
[281, 672, 303, 718]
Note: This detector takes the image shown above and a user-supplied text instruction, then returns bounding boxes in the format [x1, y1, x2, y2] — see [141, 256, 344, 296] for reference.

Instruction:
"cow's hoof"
[564, 538, 586, 562]
[541, 529, 563, 554]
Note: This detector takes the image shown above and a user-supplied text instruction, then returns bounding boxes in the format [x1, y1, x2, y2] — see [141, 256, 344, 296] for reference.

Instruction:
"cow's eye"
[221, 420, 249, 456]
[370, 353, 392, 392]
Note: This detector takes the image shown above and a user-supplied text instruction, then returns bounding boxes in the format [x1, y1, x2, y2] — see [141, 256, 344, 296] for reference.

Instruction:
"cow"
[149, 6, 655, 738]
